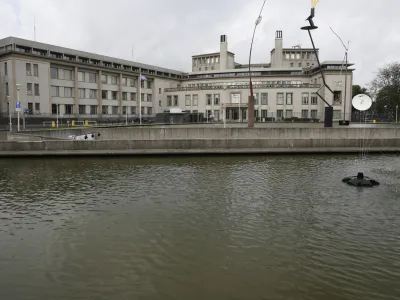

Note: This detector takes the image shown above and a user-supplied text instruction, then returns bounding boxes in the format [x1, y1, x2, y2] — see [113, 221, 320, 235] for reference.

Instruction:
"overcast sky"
[0, 0, 398, 86]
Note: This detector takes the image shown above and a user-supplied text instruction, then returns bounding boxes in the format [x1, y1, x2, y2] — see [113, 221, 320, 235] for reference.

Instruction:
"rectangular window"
[286, 110, 293, 119]
[286, 93, 293, 105]
[147, 81, 152, 89]
[285, 53, 290, 60]
[79, 105, 86, 114]
[140, 79, 144, 88]
[333, 91, 342, 105]
[101, 75, 107, 84]
[159, 88, 162, 94]
[88, 73, 96, 83]
[122, 77, 127, 86]
[276, 93, 284, 105]
[102, 90, 108, 99]
[64, 87, 73, 98]
[311, 110, 318, 119]
[185, 95, 191, 106]
[78, 88, 85, 99]
[50, 67, 58, 79]
[261, 93, 268, 105]
[28, 103, 33, 114]
[214, 94, 220, 105]
[147, 107, 152, 115]
[147, 94, 152, 102]
[78, 72, 85, 82]
[311, 93, 318, 105]
[129, 78, 136, 87]
[4, 62, 7, 75]
[302, 93, 309, 105]
[254, 93, 259, 105]
[52, 104, 57, 114]
[141, 93, 144, 102]
[64, 69, 73, 80]
[206, 94, 212, 105]
[167, 95, 172, 106]
[51, 86, 59, 97]
[34, 84, 40, 96]
[193, 94, 198, 106]
[90, 105, 97, 115]
[110, 76, 117, 85]
[112, 106, 118, 114]
[261, 110, 268, 119]
[102, 105, 108, 115]
[277, 109, 283, 119]
[131, 106, 136, 115]
[33, 64, 39, 77]
[301, 110, 309, 118]
[131, 93, 136, 101]
[65, 104, 73, 115]
[6, 82, 9, 95]
[173, 95, 178, 106]
[26, 63, 31, 76]
[27, 83, 33, 95]
[141, 106, 145, 115]
[89, 89, 97, 99]
[35, 103, 40, 114]
[122, 106, 127, 114]
[122, 92, 128, 100]
[112, 91, 118, 100]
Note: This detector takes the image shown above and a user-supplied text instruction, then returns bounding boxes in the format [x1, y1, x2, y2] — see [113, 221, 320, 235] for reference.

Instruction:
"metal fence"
[0, 111, 396, 130]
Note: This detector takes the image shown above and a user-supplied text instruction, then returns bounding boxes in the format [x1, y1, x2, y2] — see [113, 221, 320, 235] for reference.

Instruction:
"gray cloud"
[0, 0, 398, 86]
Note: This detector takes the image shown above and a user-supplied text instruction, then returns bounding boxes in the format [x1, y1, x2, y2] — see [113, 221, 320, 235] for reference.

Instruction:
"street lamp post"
[16, 84, 21, 132]
[248, 0, 266, 128]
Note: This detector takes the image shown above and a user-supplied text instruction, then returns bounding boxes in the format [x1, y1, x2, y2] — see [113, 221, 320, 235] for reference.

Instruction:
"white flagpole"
[139, 72, 142, 125]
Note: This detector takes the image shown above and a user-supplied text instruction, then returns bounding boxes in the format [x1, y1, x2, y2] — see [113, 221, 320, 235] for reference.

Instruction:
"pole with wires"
[330, 26, 350, 123]
[248, 0, 267, 128]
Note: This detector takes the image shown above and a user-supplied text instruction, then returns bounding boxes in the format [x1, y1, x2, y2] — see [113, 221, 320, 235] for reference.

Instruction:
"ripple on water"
[0, 155, 400, 300]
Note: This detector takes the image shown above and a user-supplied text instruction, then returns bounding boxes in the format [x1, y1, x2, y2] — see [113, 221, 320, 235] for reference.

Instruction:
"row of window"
[50, 104, 152, 115]
[174, 93, 320, 106]
[50, 67, 153, 89]
[186, 80, 303, 88]
[284, 52, 315, 60]
[193, 56, 220, 67]
[51, 86, 152, 102]
[290, 62, 313, 68]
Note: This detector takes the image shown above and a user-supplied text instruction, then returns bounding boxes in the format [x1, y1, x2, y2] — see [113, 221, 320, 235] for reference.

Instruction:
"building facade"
[166, 31, 353, 122]
[0, 30, 353, 123]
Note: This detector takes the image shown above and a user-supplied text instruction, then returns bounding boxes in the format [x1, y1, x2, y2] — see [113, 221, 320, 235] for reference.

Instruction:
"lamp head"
[16, 83, 22, 91]
[6, 95, 11, 102]
[255, 16, 262, 26]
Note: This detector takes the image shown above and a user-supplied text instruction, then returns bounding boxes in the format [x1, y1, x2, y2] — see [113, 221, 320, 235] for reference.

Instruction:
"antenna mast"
[34, 16, 36, 41]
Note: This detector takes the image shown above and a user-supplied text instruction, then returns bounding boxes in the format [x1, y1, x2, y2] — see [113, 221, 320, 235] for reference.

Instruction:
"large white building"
[0, 30, 353, 123]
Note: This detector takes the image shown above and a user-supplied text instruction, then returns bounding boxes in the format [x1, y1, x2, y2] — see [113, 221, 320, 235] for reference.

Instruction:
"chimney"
[272, 30, 283, 68]
[220, 35, 228, 71]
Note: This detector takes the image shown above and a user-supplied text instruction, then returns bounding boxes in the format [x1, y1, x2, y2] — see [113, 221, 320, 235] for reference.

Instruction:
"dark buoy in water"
[342, 172, 380, 187]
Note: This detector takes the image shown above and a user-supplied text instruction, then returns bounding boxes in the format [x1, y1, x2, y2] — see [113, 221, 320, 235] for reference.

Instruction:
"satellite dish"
[352, 94, 372, 111]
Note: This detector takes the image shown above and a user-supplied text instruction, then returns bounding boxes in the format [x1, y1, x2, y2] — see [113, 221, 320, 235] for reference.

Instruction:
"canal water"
[0, 154, 399, 300]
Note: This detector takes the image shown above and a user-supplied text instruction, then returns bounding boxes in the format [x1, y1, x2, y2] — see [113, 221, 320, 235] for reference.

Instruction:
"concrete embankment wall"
[0, 138, 399, 157]
[20, 127, 400, 141]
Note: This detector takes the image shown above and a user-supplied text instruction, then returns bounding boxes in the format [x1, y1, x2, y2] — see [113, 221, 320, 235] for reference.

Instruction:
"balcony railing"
[165, 83, 321, 92]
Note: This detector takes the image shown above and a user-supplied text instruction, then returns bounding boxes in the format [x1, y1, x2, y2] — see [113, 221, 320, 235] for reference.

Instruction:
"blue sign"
[15, 101, 21, 112]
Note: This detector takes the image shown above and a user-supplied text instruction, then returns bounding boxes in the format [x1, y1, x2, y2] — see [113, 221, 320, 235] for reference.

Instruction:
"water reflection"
[0, 155, 400, 300]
